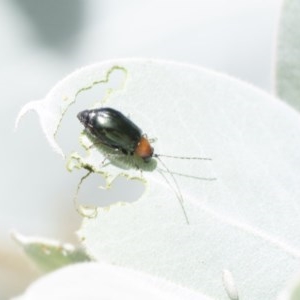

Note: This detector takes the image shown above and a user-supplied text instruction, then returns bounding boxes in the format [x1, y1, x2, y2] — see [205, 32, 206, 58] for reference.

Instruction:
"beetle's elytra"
[77, 108, 154, 162]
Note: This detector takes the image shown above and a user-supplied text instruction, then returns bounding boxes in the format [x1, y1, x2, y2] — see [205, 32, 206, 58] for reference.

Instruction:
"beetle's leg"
[86, 141, 102, 151]
[100, 148, 122, 166]
[101, 156, 108, 165]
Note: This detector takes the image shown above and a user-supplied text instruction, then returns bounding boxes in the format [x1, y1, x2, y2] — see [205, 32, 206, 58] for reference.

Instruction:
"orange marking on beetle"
[135, 136, 154, 160]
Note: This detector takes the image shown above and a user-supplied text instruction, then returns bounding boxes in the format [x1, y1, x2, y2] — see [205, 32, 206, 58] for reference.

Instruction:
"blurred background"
[0, 0, 282, 298]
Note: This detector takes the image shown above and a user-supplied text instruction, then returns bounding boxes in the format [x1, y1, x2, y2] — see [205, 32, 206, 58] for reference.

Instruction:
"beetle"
[77, 107, 154, 163]
[77, 107, 213, 224]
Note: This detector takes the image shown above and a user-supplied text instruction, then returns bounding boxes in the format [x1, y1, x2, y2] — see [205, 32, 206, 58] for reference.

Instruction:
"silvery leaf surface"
[16, 59, 300, 299]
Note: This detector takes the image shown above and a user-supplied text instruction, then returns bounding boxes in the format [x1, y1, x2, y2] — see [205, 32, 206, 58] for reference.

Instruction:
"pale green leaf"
[12, 262, 212, 300]
[274, 0, 300, 111]
[277, 273, 300, 300]
[11, 231, 91, 272]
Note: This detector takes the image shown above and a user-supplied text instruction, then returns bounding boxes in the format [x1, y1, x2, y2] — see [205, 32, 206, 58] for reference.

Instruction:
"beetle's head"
[135, 136, 154, 163]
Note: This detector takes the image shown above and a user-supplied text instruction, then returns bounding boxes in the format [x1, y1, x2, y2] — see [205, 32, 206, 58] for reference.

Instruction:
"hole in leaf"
[55, 66, 148, 210]
[76, 172, 145, 207]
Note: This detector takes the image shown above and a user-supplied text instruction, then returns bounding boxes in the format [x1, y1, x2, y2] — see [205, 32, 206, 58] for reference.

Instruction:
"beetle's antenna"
[73, 170, 98, 218]
[156, 156, 190, 225]
[155, 154, 212, 161]
[157, 168, 216, 181]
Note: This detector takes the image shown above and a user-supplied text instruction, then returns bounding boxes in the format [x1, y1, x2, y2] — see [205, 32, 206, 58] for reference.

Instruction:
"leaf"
[16, 59, 300, 299]
[15, 65, 128, 158]
[274, 0, 300, 111]
[12, 262, 212, 300]
[277, 273, 300, 300]
[11, 231, 91, 272]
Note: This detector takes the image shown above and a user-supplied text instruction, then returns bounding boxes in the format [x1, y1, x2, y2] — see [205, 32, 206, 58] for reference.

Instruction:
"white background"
[0, 0, 282, 298]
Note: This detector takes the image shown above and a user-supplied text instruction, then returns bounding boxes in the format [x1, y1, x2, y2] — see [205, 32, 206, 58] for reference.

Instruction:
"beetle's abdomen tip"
[77, 110, 89, 124]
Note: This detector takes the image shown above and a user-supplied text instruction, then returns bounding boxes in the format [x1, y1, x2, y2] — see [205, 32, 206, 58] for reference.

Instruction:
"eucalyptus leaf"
[274, 0, 300, 111]
[16, 59, 300, 299]
[12, 231, 91, 273]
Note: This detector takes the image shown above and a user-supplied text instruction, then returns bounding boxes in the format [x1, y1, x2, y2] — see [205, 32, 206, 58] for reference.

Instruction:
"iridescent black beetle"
[77, 108, 154, 163]
[77, 107, 214, 224]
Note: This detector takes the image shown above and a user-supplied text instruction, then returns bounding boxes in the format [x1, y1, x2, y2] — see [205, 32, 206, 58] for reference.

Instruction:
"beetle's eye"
[144, 157, 152, 163]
